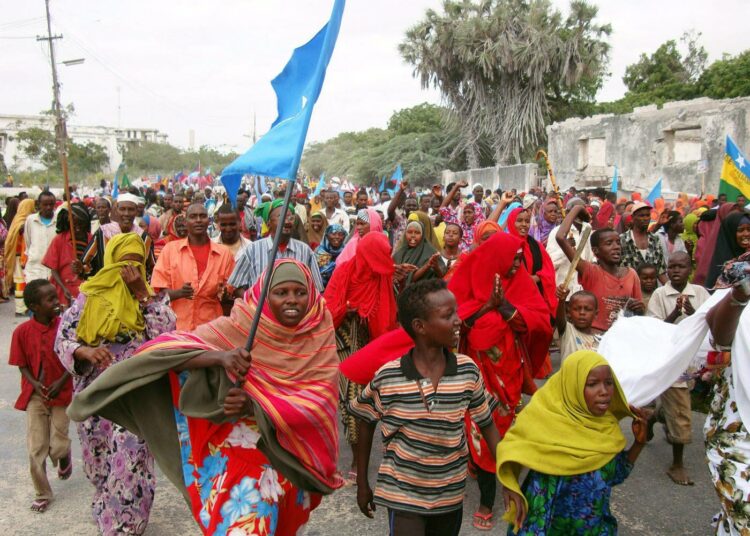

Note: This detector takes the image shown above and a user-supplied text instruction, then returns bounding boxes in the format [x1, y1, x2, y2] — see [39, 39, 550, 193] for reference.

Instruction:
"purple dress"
[56, 293, 176, 535]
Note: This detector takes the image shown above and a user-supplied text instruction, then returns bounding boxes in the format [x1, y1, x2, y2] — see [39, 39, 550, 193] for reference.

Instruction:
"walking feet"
[472, 510, 494, 531]
[30, 499, 49, 513]
[666, 465, 694, 486]
[58, 452, 72, 480]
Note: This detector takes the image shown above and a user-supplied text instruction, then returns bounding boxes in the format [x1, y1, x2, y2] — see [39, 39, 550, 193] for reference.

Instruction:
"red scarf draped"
[507, 207, 558, 316]
[324, 232, 397, 340]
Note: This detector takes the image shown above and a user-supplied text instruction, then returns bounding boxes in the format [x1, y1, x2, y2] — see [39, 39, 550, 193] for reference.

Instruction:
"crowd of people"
[2, 176, 749, 535]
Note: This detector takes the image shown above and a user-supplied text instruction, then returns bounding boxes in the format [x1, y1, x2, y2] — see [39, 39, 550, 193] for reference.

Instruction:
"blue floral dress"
[511, 451, 633, 535]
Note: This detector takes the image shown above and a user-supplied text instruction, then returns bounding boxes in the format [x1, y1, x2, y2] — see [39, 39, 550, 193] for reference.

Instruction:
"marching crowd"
[1, 177, 749, 535]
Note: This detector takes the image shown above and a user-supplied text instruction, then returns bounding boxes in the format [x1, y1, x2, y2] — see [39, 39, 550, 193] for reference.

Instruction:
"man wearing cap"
[619, 201, 667, 284]
[77, 192, 155, 278]
[229, 199, 323, 295]
[152, 203, 235, 330]
[545, 197, 594, 294]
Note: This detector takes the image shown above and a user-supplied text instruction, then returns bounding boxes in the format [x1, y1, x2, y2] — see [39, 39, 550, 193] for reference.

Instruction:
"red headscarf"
[324, 232, 397, 339]
[506, 208, 558, 316]
[448, 231, 552, 372]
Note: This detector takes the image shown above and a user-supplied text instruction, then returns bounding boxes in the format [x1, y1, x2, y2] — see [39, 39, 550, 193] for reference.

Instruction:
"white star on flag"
[736, 154, 746, 169]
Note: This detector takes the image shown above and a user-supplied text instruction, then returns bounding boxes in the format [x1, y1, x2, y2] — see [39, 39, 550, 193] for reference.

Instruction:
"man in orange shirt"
[151, 203, 235, 330]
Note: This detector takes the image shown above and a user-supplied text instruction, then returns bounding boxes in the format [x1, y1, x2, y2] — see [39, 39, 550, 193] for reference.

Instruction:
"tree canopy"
[14, 126, 110, 176]
[399, 0, 611, 166]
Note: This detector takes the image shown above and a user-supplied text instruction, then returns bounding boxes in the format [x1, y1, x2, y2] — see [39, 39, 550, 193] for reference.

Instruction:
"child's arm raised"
[555, 205, 590, 276]
[356, 419, 377, 518]
[555, 285, 570, 335]
[627, 405, 651, 464]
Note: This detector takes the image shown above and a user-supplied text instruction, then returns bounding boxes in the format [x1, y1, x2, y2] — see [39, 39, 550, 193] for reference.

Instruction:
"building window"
[664, 126, 702, 164]
[577, 137, 606, 170]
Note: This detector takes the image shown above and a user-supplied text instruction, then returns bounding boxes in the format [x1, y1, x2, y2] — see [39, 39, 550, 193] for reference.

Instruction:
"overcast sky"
[2, 0, 748, 152]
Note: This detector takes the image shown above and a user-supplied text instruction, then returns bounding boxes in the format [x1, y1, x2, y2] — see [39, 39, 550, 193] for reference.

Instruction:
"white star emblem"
[736, 154, 746, 169]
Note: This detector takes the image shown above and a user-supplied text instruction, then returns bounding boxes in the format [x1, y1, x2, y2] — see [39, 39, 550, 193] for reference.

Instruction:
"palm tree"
[400, 0, 611, 167]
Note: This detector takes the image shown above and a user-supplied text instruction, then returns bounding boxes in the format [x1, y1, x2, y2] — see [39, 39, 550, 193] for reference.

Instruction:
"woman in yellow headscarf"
[54, 232, 176, 535]
[496, 351, 650, 534]
[4, 198, 36, 312]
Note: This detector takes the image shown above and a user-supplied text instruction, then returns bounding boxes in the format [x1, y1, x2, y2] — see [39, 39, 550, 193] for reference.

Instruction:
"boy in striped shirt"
[351, 279, 500, 535]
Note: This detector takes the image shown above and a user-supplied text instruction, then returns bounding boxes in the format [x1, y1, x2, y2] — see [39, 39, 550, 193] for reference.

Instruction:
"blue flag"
[387, 164, 403, 195]
[313, 174, 326, 197]
[378, 176, 386, 193]
[221, 0, 346, 205]
[112, 162, 125, 197]
[610, 165, 619, 194]
[647, 177, 662, 204]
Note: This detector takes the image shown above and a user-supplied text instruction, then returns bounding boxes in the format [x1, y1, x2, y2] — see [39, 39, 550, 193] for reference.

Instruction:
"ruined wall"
[545, 97, 750, 195]
[442, 163, 538, 192]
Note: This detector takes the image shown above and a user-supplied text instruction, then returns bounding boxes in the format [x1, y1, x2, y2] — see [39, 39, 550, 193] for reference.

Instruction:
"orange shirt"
[151, 238, 235, 331]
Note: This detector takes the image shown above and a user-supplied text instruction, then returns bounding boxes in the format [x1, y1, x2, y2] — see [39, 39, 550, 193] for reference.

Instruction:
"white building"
[0, 113, 168, 173]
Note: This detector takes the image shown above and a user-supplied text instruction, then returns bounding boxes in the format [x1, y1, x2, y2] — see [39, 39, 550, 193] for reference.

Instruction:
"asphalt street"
[0, 298, 719, 535]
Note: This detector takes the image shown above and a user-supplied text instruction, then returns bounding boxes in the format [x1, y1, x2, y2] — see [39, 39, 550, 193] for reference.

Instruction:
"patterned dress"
[56, 293, 175, 535]
[704, 366, 750, 535]
[336, 316, 369, 445]
[511, 451, 633, 535]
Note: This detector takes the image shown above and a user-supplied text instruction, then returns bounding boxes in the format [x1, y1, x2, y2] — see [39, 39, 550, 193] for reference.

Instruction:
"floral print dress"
[704, 366, 750, 536]
[511, 451, 633, 535]
[56, 293, 176, 535]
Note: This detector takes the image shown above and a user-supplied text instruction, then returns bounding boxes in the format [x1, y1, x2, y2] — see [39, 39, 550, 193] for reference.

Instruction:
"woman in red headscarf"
[324, 232, 397, 480]
[448, 231, 553, 528]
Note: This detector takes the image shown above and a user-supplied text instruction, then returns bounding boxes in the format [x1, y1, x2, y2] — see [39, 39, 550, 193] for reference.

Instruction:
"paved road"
[0, 299, 719, 535]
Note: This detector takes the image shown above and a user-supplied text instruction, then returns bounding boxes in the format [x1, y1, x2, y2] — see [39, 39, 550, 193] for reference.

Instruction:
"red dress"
[42, 231, 90, 306]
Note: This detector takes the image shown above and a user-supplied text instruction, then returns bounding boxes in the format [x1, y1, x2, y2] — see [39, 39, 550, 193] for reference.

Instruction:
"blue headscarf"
[498, 201, 522, 229]
[315, 223, 347, 287]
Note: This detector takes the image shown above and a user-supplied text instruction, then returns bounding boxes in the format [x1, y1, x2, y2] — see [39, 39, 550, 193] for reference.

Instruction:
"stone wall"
[545, 96, 750, 196]
[442, 163, 539, 192]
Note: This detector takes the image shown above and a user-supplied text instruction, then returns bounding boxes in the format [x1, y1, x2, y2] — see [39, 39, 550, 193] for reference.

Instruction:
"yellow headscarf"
[496, 351, 633, 532]
[4, 198, 37, 290]
[77, 233, 154, 345]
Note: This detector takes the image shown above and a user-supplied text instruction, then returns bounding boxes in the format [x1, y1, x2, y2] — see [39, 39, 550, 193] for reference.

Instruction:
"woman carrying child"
[497, 350, 650, 534]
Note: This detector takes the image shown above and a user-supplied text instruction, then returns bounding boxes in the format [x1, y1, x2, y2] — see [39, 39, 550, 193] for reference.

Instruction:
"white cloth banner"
[598, 288, 750, 425]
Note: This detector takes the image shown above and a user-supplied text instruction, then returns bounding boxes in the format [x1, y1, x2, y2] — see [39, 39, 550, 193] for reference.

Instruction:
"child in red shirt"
[9, 279, 73, 513]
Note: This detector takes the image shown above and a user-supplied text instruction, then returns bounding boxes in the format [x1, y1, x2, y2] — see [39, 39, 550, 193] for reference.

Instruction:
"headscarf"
[315, 223, 346, 286]
[324, 232, 397, 340]
[409, 210, 440, 250]
[3, 196, 19, 227]
[694, 203, 737, 285]
[681, 212, 699, 246]
[507, 207, 558, 315]
[498, 201, 522, 228]
[496, 351, 633, 531]
[77, 233, 154, 345]
[254, 198, 288, 224]
[448, 232, 553, 376]
[306, 210, 328, 248]
[3, 198, 36, 290]
[473, 220, 501, 246]
[393, 220, 443, 284]
[706, 211, 750, 288]
[530, 199, 558, 245]
[336, 207, 383, 265]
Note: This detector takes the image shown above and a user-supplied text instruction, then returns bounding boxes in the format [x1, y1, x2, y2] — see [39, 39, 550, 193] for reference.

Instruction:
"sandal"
[472, 511, 494, 531]
[58, 452, 72, 480]
[31, 499, 49, 513]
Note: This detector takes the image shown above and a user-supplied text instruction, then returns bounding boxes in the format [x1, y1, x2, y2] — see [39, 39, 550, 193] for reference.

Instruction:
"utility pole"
[252, 110, 257, 144]
[37, 0, 76, 252]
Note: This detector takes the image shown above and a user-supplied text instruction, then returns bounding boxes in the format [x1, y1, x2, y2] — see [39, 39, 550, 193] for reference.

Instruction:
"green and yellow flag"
[719, 135, 750, 201]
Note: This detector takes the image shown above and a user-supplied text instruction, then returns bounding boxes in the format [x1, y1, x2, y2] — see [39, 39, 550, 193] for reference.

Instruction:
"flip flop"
[31, 499, 49, 513]
[58, 453, 72, 480]
[472, 511, 494, 531]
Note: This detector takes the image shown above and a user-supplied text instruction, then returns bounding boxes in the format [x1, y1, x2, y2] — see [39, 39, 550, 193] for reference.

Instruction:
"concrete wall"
[545, 96, 750, 195]
[442, 163, 539, 192]
[0, 114, 168, 174]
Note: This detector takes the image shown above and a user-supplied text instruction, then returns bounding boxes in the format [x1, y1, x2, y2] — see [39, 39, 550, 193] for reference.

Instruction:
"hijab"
[531, 199, 558, 244]
[4, 198, 36, 290]
[496, 351, 632, 531]
[77, 233, 154, 345]
[324, 232, 397, 340]
[473, 220, 501, 247]
[393, 220, 443, 284]
[336, 207, 383, 265]
[706, 211, 750, 288]
[306, 210, 328, 249]
[681, 212, 699, 246]
[3, 196, 19, 227]
[410, 210, 440, 250]
[507, 207, 558, 315]
[315, 223, 346, 286]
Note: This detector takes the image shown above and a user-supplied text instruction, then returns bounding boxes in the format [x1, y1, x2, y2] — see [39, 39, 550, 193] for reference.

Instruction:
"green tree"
[14, 127, 58, 170]
[387, 103, 446, 135]
[698, 50, 750, 99]
[68, 141, 110, 174]
[400, 0, 611, 166]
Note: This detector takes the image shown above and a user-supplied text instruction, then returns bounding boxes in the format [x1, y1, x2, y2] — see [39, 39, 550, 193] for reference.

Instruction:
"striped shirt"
[349, 350, 497, 514]
[228, 237, 324, 291]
